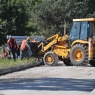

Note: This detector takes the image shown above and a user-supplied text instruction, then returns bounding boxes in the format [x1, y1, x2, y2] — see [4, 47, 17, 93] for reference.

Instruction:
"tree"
[31, 0, 95, 38]
[0, 0, 43, 45]
[32, 0, 73, 37]
[87, 0, 95, 17]
[0, 0, 95, 45]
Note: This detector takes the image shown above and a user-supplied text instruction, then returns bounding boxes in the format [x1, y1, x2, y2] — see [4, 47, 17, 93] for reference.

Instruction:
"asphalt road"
[0, 62, 95, 95]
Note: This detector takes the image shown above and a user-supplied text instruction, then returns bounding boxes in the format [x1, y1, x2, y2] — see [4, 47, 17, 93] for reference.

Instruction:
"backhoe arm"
[38, 34, 59, 52]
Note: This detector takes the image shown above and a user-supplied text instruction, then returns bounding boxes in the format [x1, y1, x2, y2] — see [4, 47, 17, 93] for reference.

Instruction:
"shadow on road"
[0, 78, 95, 92]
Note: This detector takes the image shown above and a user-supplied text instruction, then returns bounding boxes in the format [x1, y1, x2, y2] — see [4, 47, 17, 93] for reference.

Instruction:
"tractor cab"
[67, 18, 95, 66]
[68, 18, 95, 44]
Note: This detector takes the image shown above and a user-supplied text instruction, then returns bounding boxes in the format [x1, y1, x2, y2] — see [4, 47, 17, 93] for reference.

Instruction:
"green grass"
[0, 48, 2, 54]
[0, 47, 36, 69]
[0, 58, 35, 69]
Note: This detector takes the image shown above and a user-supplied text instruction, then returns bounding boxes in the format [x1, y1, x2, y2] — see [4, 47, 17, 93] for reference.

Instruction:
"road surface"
[0, 62, 95, 95]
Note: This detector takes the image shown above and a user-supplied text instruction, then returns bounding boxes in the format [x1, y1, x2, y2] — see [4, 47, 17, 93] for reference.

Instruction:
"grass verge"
[0, 58, 35, 69]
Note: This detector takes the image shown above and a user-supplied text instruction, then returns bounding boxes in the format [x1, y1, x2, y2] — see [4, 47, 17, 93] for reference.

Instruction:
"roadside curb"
[88, 89, 95, 95]
[0, 62, 41, 76]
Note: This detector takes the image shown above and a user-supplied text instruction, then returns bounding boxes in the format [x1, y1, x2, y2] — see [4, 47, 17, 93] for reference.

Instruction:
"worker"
[20, 37, 32, 60]
[32, 38, 37, 42]
[1, 51, 8, 58]
[15, 44, 21, 58]
[7, 36, 17, 61]
[1, 45, 8, 58]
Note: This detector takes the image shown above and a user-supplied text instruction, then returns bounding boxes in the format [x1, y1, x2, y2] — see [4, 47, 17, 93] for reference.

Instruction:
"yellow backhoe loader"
[30, 18, 95, 66]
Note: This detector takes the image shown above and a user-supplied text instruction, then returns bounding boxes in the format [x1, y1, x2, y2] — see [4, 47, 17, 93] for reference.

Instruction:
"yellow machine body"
[35, 18, 95, 66]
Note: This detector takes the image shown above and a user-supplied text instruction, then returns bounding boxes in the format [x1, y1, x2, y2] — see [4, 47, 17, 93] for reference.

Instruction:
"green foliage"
[32, 0, 95, 37]
[0, 0, 29, 35]
[69, 0, 95, 18]
[0, 0, 95, 44]
[87, 0, 95, 17]
[0, 0, 42, 45]
[32, 0, 72, 37]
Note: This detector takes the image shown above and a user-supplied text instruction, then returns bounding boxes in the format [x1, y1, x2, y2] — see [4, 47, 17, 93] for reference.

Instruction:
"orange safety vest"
[20, 40, 27, 50]
[32, 39, 37, 42]
[7, 38, 17, 49]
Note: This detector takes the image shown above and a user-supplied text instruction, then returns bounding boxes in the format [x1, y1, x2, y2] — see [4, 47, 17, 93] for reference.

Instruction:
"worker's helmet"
[27, 37, 31, 41]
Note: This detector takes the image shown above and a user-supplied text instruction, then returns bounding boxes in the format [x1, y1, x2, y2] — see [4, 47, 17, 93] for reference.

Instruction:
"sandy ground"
[0, 62, 95, 95]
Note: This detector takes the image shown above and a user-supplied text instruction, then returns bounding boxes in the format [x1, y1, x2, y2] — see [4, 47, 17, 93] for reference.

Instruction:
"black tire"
[63, 59, 72, 66]
[43, 51, 58, 66]
[70, 44, 88, 66]
[89, 60, 95, 67]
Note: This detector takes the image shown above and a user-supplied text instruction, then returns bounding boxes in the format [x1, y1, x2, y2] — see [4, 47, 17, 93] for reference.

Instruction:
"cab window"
[93, 22, 95, 39]
[80, 22, 87, 40]
[69, 22, 81, 39]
